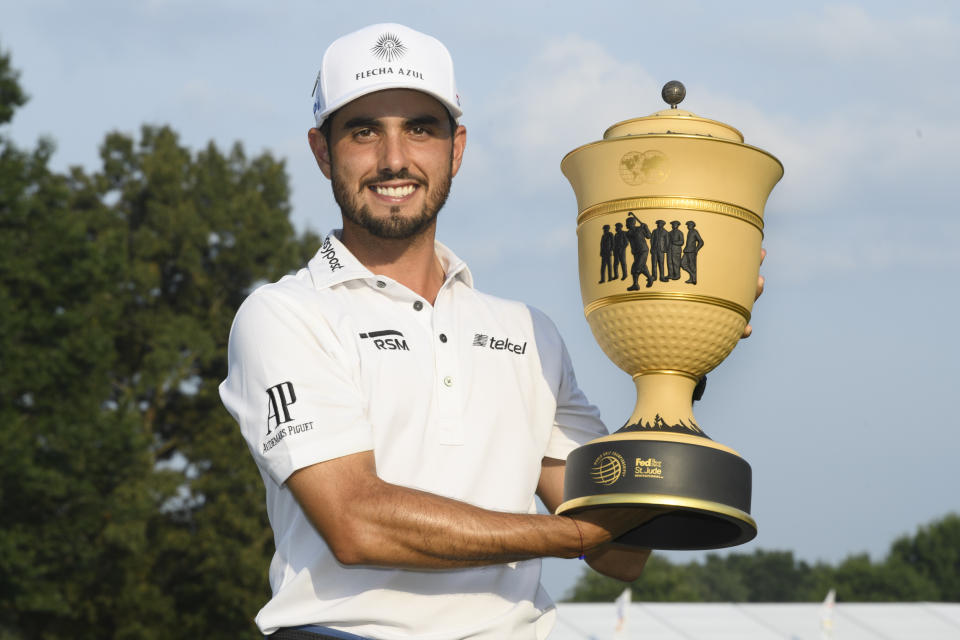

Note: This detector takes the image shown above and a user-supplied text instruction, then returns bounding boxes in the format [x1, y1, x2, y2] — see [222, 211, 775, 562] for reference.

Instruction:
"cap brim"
[315, 83, 462, 128]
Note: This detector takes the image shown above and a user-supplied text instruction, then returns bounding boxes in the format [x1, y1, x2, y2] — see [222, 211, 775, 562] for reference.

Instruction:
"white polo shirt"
[219, 232, 606, 640]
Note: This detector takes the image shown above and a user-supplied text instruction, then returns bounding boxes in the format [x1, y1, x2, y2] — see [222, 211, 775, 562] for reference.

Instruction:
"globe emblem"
[591, 453, 625, 486]
[619, 150, 670, 186]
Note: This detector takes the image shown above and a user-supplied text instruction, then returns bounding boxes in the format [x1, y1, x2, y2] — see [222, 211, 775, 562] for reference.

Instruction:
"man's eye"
[410, 126, 428, 135]
[354, 128, 375, 138]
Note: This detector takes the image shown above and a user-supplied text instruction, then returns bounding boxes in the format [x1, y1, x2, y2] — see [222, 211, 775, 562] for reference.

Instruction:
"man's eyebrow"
[340, 114, 442, 130]
[406, 115, 442, 127]
[341, 116, 380, 130]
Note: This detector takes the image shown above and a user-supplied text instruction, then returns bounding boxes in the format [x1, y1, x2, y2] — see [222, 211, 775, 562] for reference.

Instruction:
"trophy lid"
[603, 81, 744, 142]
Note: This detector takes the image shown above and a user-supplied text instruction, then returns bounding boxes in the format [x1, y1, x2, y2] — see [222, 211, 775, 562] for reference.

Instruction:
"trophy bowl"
[555, 82, 783, 550]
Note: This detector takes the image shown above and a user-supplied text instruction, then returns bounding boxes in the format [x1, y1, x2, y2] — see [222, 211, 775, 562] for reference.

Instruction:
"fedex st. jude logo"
[472, 333, 527, 355]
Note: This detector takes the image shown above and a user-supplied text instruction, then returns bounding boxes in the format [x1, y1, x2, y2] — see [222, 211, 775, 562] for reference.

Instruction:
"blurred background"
[2, 1, 958, 637]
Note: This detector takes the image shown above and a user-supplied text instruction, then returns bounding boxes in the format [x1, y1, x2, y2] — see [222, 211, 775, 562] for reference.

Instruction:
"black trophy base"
[556, 433, 756, 550]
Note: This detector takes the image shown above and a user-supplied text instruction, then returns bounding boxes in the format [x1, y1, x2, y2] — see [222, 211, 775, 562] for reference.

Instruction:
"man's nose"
[378, 131, 409, 174]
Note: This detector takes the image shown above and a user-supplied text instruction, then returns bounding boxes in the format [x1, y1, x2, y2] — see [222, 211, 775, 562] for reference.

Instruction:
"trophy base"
[556, 432, 755, 550]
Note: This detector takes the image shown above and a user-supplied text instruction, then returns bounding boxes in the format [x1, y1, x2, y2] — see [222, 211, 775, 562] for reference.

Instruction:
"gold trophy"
[556, 82, 783, 549]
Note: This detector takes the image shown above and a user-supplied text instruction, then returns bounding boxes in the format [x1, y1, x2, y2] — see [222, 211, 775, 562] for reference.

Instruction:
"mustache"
[361, 168, 426, 188]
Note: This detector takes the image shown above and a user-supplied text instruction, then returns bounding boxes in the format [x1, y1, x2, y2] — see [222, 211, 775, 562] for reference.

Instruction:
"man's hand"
[537, 457, 657, 580]
[741, 248, 766, 339]
[584, 543, 651, 583]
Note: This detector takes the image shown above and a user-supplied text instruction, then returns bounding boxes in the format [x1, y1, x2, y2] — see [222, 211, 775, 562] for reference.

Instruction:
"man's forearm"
[321, 476, 582, 567]
[286, 452, 641, 569]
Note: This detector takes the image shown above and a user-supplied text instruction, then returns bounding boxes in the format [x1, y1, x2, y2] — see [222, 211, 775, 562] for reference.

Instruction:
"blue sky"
[3, 0, 959, 600]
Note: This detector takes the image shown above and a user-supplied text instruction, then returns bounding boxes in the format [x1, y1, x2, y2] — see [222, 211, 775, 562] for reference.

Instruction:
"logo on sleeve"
[263, 381, 314, 453]
[472, 333, 527, 355]
[266, 382, 296, 434]
[359, 329, 409, 351]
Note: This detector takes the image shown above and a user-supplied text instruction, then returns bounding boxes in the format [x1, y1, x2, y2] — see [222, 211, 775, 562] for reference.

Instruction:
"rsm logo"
[359, 329, 410, 351]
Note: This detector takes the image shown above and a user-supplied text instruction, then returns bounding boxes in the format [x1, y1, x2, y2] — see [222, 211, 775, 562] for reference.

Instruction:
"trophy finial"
[661, 80, 686, 109]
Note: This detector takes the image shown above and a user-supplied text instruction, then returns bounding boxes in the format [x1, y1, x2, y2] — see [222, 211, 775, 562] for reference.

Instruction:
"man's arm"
[285, 450, 650, 569]
[536, 457, 653, 583]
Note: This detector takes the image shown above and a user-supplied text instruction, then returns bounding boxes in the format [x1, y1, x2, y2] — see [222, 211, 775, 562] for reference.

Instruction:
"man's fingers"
[573, 506, 667, 546]
[742, 247, 766, 340]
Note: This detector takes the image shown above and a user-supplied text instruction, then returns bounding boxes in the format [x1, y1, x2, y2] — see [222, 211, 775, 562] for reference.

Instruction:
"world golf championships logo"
[590, 451, 626, 486]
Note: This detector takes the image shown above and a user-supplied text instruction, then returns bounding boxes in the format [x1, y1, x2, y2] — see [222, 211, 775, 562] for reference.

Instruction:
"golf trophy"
[556, 82, 783, 549]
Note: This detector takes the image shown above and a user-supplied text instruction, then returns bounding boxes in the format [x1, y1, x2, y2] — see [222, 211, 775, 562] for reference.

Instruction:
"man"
[650, 219, 669, 283]
[612, 221, 628, 281]
[681, 220, 705, 284]
[220, 24, 654, 640]
[667, 220, 684, 280]
[599, 224, 614, 283]
[624, 214, 652, 291]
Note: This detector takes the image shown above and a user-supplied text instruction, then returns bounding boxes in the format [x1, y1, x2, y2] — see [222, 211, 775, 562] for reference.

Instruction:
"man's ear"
[308, 128, 332, 179]
[450, 124, 467, 179]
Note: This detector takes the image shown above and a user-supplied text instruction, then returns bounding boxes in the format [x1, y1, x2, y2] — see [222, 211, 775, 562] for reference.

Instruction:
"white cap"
[312, 23, 462, 128]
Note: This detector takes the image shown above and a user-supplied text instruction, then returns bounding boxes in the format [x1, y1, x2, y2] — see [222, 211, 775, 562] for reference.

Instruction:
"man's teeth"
[373, 185, 416, 198]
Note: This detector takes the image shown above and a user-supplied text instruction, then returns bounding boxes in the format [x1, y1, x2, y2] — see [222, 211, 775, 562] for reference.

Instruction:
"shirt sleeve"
[528, 306, 608, 460]
[219, 287, 374, 486]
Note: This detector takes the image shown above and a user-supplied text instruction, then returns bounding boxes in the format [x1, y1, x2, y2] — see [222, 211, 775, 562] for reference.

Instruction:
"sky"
[2, 0, 959, 602]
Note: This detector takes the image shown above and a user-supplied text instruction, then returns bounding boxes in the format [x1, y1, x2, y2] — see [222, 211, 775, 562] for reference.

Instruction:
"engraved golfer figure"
[599, 224, 614, 283]
[681, 220, 704, 284]
[625, 215, 653, 290]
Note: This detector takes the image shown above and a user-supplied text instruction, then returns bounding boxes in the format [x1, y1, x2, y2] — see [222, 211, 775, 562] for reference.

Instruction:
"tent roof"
[552, 602, 960, 639]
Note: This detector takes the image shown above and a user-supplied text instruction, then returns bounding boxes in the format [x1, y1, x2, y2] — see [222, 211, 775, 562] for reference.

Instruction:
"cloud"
[476, 34, 660, 193]
[462, 25, 960, 284]
[747, 4, 960, 64]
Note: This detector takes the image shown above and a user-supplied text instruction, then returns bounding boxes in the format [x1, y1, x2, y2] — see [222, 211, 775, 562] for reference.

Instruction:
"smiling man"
[220, 23, 655, 640]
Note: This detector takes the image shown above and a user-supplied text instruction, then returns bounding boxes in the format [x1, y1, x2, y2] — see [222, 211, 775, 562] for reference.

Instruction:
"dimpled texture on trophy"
[556, 82, 783, 550]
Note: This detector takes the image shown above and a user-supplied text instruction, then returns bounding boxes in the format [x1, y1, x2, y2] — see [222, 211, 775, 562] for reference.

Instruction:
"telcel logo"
[472, 333, 527, 355]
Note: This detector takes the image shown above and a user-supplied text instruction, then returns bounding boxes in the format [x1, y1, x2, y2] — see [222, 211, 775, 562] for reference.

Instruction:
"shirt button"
[376, 280, 386, 289]
[443, 376, 454, 387]
[439, 333, 448, 343]
[413, 300, 423, 311]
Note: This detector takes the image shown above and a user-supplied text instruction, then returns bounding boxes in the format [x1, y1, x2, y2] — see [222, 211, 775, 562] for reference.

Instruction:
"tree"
[1, 43, 320, 639]
[888, 514, 960, 600]
[564, 513, 960, 603]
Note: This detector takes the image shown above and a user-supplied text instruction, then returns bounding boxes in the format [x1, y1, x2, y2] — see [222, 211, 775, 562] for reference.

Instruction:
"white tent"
[552, 602, 960, 639]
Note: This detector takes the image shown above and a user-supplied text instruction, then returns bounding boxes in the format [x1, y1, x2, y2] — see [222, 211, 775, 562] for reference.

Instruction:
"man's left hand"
[584, 543, 651, 583]
[741, 248, 766, 339]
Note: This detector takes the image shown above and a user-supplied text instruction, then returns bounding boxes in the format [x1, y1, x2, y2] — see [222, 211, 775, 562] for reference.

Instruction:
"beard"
[331, 166, 453, 240]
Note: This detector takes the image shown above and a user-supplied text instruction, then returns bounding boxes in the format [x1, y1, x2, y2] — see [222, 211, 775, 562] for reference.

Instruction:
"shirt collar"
[307, 230, 474, 291]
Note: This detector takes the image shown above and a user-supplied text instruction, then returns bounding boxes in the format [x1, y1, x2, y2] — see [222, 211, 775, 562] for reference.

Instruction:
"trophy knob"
[661, 80, 686, 109]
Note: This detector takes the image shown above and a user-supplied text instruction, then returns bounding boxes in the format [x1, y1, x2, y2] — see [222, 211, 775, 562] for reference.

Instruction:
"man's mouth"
[371, 184, 418, 198]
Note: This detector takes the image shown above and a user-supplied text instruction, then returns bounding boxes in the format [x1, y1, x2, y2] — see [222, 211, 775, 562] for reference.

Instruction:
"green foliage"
[565, 513, 960, 603]
[1, 46, 320, 639]
[0, 46, 27, 125]
[888, 513, 960, 600]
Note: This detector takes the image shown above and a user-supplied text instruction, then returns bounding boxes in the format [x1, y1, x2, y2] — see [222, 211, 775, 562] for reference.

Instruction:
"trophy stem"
[622, 372, 706, 437]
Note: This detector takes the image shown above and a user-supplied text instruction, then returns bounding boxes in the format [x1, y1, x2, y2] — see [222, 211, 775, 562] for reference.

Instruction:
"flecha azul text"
[355, 67, 423, 80]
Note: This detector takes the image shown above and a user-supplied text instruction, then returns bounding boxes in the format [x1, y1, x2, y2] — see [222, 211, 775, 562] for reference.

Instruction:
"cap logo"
[371, 32, 407, 63]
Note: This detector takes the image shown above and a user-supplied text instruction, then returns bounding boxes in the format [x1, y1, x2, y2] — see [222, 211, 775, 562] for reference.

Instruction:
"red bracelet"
[567, 516, 585, 559]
